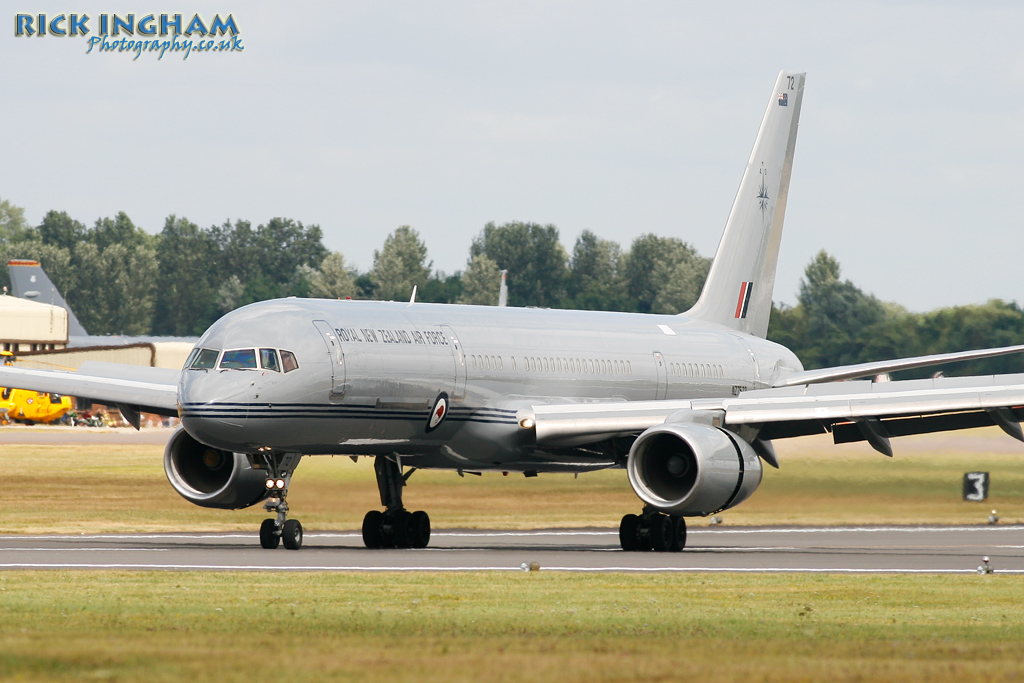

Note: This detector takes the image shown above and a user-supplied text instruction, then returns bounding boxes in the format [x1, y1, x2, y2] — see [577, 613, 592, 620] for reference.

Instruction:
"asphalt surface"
[2, 525, 1023, 573]
[0, 426, 174, 444]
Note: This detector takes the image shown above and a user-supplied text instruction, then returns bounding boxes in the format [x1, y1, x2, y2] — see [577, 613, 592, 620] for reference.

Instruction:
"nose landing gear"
[256, 452, 303, 550]
[361, 455, 431, 549]
[619, 507, 687, 552]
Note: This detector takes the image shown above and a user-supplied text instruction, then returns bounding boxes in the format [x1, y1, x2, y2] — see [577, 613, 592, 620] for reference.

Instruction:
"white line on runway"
[2, 525, 1020, 544]
[0, 562, 1015, 574]
[0, 548, 168, 552]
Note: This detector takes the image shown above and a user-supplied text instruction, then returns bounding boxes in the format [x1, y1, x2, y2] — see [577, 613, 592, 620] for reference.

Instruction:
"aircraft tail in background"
[684, 71, 805, 338]
[8, 260, 89, 337]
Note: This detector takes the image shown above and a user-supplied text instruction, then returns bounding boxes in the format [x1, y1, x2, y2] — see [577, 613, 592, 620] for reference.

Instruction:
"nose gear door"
[312, 320, 346, 398]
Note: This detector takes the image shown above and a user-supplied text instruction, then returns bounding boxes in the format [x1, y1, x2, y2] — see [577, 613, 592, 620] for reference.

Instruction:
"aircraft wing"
[772, 343, 1024, 387]
[0, 362, 179, 423]
[528, 373, 1024, 455]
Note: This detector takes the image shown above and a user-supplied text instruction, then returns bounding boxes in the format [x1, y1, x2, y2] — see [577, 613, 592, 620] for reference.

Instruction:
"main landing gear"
[619, 507, 687, 552]
[257, 453, 304, 550]
[361, 455, 431, 549]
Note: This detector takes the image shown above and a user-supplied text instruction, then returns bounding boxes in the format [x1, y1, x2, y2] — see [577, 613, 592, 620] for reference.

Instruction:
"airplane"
[7, 259, 198, 346]
[2, 71, 1024, 553]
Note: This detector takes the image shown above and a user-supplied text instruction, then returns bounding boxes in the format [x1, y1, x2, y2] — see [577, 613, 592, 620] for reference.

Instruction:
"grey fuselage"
[179, 298, 802, 472]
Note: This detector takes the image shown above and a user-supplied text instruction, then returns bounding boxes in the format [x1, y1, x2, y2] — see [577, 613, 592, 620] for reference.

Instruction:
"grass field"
[2, 571, 1024, 682]
[3, 427, 1023, 533]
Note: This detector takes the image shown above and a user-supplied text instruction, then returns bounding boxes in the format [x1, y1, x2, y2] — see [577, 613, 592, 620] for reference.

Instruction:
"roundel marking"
[426, 392, 449, 432]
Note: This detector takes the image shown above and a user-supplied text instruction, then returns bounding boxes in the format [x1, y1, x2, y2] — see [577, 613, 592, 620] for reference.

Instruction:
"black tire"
[362, 510, 384, 548]
[409, 510, 431, 549]
[282, 519, 303, 550]
[619, 514, 641, 551]
[259, 518, 280, 550]
[670, 516, 687, 552]
[649, 514, 673, 552]
[391, 510, 413, 548]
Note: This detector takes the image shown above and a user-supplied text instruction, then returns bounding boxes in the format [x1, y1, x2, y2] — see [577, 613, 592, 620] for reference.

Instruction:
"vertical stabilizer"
[684, 71, 805, 338]
[8, 260, 89, 336]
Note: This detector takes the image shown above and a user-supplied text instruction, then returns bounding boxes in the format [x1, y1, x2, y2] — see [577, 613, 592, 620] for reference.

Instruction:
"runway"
[0, 426, 173, 445]
[3, 525, 1024, 573]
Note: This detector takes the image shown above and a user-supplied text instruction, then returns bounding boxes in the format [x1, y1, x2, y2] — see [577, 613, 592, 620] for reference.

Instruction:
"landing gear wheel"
[259, 518, 280, 550]
[391, 510, 413, 548]
[282, 519, 303, 550]
[619, 513, 641, 551]
[362, 510, 385, 549]
[649, 514, 674, 552]
[409, 510, 431, 549]
[670, 516, 687, 552]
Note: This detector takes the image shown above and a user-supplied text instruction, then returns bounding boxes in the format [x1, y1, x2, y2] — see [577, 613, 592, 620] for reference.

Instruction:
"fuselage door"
[440, 324, 466, 400]
[312, 320, 346, 398]
[652, 351, 667, 400]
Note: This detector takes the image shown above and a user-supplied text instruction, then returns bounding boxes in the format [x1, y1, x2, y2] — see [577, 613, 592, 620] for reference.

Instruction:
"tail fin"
[684, 71, 805, 338]
[8, 260, 89, 336]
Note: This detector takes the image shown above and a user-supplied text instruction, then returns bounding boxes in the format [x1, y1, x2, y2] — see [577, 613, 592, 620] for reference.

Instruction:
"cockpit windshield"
[220, 349, 258, 370]
[188, 348, 220, 369]
[186, 347, 298, 372]
[260, 348, 280, 372]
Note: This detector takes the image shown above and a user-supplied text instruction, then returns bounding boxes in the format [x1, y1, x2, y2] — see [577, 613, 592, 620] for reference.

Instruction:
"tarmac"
[2, 525, 1022, 573]
[0, 425, 174, 444]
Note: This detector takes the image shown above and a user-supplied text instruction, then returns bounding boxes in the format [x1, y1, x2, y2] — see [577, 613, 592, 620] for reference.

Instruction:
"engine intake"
[164, 428, 269, 509]
[626, 422, 762, 515]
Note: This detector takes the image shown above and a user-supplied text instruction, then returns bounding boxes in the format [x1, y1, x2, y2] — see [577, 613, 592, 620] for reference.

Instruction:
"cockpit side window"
[280, 350, 299, 373]
[220, 348, 257, 370]
[260, 348, 281, 372]
[189, 348, 220, 369]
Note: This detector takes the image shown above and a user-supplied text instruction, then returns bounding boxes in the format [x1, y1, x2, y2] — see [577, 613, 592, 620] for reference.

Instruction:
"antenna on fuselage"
[408, 285, 417, 306]
[498, 270, 508, 307]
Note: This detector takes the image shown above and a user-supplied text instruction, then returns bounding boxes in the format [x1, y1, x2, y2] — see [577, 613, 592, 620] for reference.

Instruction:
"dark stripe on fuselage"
[180, 402, 518, 425]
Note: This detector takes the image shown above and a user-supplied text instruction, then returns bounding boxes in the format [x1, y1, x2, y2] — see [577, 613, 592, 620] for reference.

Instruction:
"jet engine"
[163, 428, 269, 509]
[626, 422, 762, 516]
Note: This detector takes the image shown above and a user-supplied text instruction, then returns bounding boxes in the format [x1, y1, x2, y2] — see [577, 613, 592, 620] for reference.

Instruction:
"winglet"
[684, 71, 805, 338]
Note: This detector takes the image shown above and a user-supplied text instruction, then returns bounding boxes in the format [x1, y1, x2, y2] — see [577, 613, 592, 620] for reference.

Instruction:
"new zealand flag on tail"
[734, 281, 753, 319]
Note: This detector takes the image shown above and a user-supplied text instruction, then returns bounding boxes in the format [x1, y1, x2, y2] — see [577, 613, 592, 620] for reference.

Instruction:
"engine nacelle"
[626, 422, 763, 516]
[163, 428, 269, 510]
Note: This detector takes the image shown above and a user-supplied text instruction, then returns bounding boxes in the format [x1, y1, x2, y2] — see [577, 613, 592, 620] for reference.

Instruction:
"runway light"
[989, 509, 1000, 525]
[978, 556, 994, 574]
[275, 479, 286, 490]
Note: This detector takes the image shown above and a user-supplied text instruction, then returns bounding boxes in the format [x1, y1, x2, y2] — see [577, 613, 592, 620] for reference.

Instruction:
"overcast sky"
[3, 1, 1022, 311]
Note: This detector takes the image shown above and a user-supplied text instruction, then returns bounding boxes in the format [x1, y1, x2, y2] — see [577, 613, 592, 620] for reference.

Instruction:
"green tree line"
[1, 197, 1021, 376]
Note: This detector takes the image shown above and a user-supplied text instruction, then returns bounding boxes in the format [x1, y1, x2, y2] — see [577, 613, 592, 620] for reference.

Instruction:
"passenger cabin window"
[260, 348, 281, 372]
[220, 349, 257, 369]
[189, 348, 220, 370]
[280, 350, 299, 373]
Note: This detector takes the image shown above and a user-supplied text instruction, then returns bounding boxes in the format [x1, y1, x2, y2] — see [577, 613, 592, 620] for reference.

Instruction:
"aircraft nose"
[179, 370, 257, 450]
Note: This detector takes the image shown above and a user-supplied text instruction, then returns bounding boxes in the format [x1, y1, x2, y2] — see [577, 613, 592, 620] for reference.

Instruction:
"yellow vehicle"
[0, 352, 73, 425]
